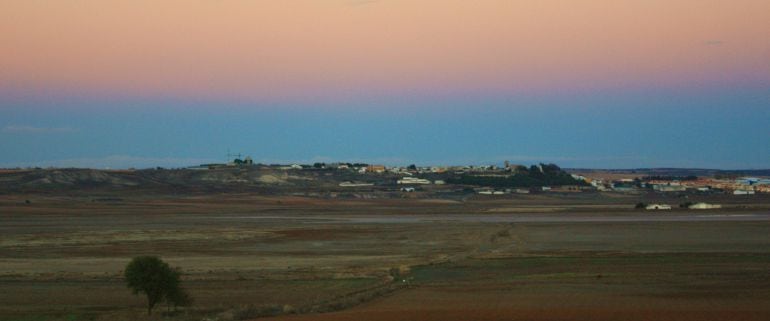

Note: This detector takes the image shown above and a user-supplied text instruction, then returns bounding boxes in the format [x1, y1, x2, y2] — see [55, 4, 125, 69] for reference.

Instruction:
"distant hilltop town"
[182, 156, 770, 196]
[2, 157, 769, 198]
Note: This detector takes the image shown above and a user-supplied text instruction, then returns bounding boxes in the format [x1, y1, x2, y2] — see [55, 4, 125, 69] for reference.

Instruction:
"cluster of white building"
[645, 203, 722, 210]
[586, 176, 770, 195]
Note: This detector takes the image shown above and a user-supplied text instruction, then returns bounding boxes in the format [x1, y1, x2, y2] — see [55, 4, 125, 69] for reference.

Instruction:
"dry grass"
[2, 194, 770, 321]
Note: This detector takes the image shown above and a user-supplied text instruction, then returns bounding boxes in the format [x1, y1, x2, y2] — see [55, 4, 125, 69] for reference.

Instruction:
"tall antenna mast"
[226, 149, 242, 161]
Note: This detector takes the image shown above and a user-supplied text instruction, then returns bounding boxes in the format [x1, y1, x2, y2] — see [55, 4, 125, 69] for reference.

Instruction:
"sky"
[1, 0, 769, 169]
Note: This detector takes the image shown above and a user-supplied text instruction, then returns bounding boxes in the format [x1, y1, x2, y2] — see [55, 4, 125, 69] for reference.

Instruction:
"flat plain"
[2, 192, 770, 321]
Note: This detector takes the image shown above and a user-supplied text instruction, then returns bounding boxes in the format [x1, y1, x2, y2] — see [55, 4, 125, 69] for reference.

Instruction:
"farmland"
[2, 190, 770, 321]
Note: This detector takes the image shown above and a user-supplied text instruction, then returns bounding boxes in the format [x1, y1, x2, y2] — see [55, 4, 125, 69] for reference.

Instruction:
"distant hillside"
[3, 165, 767, 195]
[0, 163, 586, 194]
[0, 168, 323, 193]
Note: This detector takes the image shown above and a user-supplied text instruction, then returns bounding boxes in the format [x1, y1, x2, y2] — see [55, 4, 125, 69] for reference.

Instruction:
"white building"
[688, 202, 722, 210]
[571, 174, 588, 182]
[397, 177, 431, 185]
[733, 189, 756, 195]
[646, 204, 672, 210]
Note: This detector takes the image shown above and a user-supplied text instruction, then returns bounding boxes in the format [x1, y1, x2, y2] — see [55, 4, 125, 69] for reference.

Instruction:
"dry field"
[1, 193, 770, 321]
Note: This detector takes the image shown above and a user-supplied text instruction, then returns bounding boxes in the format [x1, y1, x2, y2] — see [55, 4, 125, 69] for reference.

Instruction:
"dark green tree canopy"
[124, 256, 187, 315]
[446, 163, 586, 188]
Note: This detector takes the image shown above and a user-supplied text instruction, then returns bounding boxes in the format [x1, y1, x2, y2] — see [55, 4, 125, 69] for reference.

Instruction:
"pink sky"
[2, 0, 769, 104]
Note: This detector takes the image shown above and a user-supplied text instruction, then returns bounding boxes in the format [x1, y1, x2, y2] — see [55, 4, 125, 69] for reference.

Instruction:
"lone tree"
[124, 256, 188, 315]
[165, 268, 192, 312]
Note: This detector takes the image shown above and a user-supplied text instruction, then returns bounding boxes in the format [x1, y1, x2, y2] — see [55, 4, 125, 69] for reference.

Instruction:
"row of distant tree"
[313, 162, 370, 169]
[447, 163, 587, 188]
